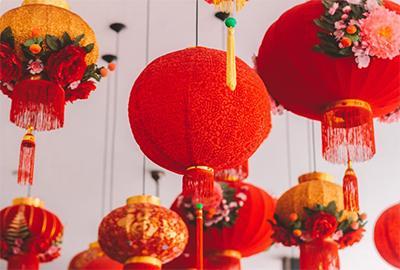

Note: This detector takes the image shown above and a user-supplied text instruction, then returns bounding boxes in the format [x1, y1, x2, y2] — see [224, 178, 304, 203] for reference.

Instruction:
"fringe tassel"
[211, 0, 247, 13]
[183, 166, 214, 202]
[226, 21, 237, 91]
[196, 203, 204, 270]
[343, 161, 359, 212]
[18, 127, 36, 185]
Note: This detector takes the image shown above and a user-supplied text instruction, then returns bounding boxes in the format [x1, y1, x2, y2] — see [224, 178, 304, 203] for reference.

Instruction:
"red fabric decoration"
[0, 197, 63, 268]
[10, 79, 65, 131]
[256, 0, 400, 164]
[0, 42, 22, 83]
[129, 47, 271, 200]
[215, 161, 249, 182]
[7, 253, 39, 270]
[374, 203, 400, 268]
[17, 128, 35, 185]
[300, 239, 340, 270]
[98, 196, 188, 268]
[205, 251, 242, 270]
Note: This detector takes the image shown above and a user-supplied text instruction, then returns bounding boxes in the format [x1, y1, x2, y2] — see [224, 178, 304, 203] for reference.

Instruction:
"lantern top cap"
[125, 256, 162, 268]
[13, 197, 44, 208]
[298, 172, 334, 184]
[89, 241, 100, 249]
[126, 195, 160, 206]
[21, 0, 70, 10]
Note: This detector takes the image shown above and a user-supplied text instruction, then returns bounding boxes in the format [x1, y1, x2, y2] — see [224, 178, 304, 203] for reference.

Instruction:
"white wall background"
[0, 0, 399, 269]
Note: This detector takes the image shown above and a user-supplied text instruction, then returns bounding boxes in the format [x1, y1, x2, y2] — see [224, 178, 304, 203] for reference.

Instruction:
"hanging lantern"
[205, 0, 249, 90]
[0, 197, 63, 270]
[374, 203, 400, 268]
[215, 161, 249, 182]
[129, 46, 271, 201]
[169, 181, 275, 269]
[273, 172, 367, 270]
[256, 0, 400, 211]
[0, 0, 105, 185]
[69, 242, 122, 270]
[98, 195, 188, 270]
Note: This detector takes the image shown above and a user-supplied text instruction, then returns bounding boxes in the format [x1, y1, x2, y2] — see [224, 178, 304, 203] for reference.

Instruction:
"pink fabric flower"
[335, 20, 346, 30]
[329, 3, 339, 15]
[347, 0, 361, 4]
[359, 6, 400, 59]
[334, 30, 345, 41]
[353, 45, 371, 68]
[68, 80, 81, 90]
[365, 0, 379, 11]
[343, 6, 352, 13]
[27, 59, 44, 75]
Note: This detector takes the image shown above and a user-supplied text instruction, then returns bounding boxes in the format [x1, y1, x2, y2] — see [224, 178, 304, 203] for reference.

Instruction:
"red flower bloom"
[305, 212, 338, 240]
[272, 224, 299, 247]
[338, 228, 365, 249]
[0, 42, 22, 83]
[65, 80, 96, 102]
[46, 45, 87, 87]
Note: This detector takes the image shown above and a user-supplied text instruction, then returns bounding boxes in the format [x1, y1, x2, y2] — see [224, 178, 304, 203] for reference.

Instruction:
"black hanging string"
[196, 0, 199, 46]
[285, 112, 293, 187]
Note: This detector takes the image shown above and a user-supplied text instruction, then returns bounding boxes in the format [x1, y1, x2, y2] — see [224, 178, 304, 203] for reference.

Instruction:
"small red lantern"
[0, 197, 63, 270]
[68, 242, 122, 270]
[98, 195, 188, 270]
[256, 0, 400, 212]
[374, 203, 400, 268]
[129, 47, 271, 201]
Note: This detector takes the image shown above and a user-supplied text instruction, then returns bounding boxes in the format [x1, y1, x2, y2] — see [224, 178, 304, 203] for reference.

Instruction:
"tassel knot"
[18, 127, 36, 185]
[225, 17, 237, 91]
[342, 161, 359, 212]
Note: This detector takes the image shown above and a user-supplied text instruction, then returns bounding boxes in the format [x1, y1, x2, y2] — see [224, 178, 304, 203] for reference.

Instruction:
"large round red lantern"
[98, 195, 188, 270]
[0, 197, 63, 270]
[68, 242, 122, 270]
[374, 203, 400, 268]
[169, 181, 275, 269]
[129, 46, 271, 200]
[257, 0, 400, 164]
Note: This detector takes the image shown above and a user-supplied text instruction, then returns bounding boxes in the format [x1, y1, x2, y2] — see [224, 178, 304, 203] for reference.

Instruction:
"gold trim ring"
[213, 249, 242, 260]
[126, 195, 160, 206]
[325, 99, 372, 112]
[125, 256, 162, 268]
[298, 172, 334, 184]
[13, 197, 44, 208]
[186, 166, 214, 173]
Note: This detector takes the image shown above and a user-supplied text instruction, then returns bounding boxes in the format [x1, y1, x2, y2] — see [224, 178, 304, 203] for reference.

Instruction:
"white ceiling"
[0, 0, 399, 269]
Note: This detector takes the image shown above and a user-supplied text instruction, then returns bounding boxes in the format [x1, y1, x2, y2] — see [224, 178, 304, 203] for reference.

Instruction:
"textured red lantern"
[374, 203, 400, 268]
[98, 195, 188, 270]
[169, 181, 275, 269]
[68, 242, 122, 270]
[0, 197, 63, 270]
[129, 46, 271, 200]
[256, 0, 400, 212]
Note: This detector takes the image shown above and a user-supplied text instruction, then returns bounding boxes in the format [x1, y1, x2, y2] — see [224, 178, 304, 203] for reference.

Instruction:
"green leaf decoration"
[74, 34, 85, 45]
[23, 39, 35, 47]
[1, 27, 15, 48]
[62, 32, 72, 46]
[325, 201, 337, 215]
[46, 34, 60, 51]
[5, 207, 30, 246]
[84, 43, 94, 53]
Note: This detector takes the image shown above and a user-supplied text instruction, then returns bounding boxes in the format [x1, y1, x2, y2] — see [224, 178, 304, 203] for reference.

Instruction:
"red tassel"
[18, 128, 35, 185]
[7, 254, 39, 270]
[196, 203, 204, 270]
[322, 99, 375, 164]
[343, 161, 359, 212]
[10, 79, 65, 131]
[183, 166, 214, 202]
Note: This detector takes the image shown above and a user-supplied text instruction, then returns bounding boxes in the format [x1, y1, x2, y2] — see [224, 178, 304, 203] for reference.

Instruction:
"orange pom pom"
[360, 213, 367, 221]
[100, 67, 108, 77]
[340, 37, 352, 48]
[346, 25, 357, 35]
[108, 62, 116, 71]
[351, 222, 359, 230]
[293, 229, 302, 237]
[31, 28, 41, 38]
[29, 44, 42, 54]
[289, 213, 298, 222]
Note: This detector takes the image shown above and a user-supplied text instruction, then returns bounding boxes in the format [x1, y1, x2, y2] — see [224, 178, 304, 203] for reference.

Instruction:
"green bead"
[195, 203, 203, 209]
[225, 17, 237, 28]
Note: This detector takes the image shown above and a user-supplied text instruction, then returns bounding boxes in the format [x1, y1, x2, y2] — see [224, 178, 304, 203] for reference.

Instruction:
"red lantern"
[129, 46, 271, 200]
[68, 242, 122, 270]
[169, 181, 275, 269]
[256, 0, 400, 212]
[98, 195, 188, 270]
[374, 203, 400, 268]
[0, 197, 63, 270]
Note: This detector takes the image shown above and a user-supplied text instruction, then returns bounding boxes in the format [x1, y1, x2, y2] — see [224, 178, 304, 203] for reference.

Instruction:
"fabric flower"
[365, 0, 379, 11]
[343, 6, 352, 13]
[305, 212, 338, 240]
[193, 182, 223, 211]
[65, 80, 96, 103]
[27, 59, 44, 75]
[338, 228, 365, 248]
[0, 43, 22, 82]
[271, 224, 299, 247]
[68, 80, 81, 90]
[329, 3, 339, 15]
[359, 6, 400, 59]
[334, 20, 346, 30]
[46, 45, 87, 87]
[346, 0, 362, 4]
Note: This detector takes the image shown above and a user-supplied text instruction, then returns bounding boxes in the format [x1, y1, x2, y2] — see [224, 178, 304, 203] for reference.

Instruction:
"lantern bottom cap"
[12, 197, 44, 208]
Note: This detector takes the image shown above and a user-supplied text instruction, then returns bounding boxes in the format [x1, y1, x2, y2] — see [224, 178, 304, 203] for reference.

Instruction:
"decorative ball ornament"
[68, 242, 122, 270]
[98, 195, 188, 270]
[374, 203, 400, 268]
[0, 197, 63, 270]
[129, 47, 271, 200]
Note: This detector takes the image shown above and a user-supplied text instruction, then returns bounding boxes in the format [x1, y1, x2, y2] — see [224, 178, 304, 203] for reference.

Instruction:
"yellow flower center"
[378, 26, 393, 40]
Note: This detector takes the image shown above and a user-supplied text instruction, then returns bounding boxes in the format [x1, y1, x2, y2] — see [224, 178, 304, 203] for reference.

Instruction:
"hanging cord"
[306, 120, 313, 172]
[196, 0, 199, 46]
[285, 112, 293, 187]
[311, 120, 317, 171]
[27, 185, 31, 197]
